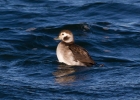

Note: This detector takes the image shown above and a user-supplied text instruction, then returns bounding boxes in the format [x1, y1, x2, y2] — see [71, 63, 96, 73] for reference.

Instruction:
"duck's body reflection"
[53, 63, 89, 84]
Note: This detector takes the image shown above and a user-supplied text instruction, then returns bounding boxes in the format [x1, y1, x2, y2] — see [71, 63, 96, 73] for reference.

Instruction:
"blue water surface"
[0, 0, 140, 100]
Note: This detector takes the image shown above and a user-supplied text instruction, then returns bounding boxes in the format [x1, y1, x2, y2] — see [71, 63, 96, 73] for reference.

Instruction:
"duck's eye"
[62, 34, 64, 35]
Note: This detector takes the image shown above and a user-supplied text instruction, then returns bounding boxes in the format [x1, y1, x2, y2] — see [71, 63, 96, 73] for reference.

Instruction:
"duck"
[54, 30, 95, 66]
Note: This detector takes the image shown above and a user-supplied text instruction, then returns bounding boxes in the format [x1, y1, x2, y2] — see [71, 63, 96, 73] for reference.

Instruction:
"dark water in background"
[0, 0, 140, 99]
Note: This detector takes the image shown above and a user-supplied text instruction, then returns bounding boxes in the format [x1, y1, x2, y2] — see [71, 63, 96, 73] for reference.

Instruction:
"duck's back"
[69, 43, 95, 66]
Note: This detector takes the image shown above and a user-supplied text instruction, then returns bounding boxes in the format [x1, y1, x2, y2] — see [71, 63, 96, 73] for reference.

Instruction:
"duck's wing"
[69, 44, 95, 66]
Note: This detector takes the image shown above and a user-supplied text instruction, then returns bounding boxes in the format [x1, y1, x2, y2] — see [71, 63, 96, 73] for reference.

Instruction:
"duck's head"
[54, 30, 74, 43]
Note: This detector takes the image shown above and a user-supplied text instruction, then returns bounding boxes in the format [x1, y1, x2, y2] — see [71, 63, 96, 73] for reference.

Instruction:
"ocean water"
[0, 0, 140, 100]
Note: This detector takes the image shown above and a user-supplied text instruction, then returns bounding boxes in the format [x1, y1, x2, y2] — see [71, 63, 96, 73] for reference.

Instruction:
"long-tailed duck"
[54, 30, 95, 66]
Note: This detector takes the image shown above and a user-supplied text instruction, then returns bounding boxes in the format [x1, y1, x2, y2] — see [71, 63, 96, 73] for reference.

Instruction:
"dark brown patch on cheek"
[63, 36, 69, 41]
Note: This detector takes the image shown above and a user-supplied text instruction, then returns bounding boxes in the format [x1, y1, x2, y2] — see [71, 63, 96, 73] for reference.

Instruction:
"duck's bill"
[54, 37, 60, 40]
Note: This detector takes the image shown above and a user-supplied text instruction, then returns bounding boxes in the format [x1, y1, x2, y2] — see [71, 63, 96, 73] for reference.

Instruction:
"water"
[0, 0, 140, 100]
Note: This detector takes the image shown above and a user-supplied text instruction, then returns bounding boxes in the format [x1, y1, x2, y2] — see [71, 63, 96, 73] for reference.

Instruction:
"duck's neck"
[61, 41, 74, 45]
